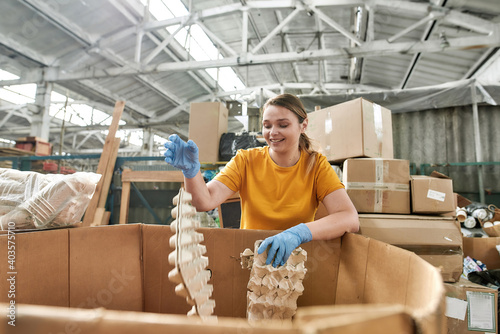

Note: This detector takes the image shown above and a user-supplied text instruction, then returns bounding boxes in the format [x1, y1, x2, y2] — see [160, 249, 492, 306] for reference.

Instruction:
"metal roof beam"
[4, 30, 499, 84]
[251, 7, 302, 54]
[376, 0, 497, 34]
[309, 6, 363, 46]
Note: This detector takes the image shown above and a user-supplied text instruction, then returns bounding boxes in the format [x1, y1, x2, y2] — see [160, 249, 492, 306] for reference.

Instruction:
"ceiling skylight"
[140, 0, 245, 92]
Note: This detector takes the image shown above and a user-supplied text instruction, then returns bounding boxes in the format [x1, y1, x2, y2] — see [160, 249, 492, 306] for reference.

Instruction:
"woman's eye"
[280, 124, 288, 128]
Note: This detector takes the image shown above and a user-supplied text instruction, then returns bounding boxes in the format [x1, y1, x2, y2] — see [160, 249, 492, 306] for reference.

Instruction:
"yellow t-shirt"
[214, 146, 344, 230]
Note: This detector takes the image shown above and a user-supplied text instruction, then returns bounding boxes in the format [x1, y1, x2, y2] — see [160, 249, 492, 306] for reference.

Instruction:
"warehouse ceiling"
[0, 0, 499, 154]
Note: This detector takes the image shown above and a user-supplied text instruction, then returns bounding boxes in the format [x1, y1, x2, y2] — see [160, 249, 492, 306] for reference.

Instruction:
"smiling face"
[262, 104, 308, 156]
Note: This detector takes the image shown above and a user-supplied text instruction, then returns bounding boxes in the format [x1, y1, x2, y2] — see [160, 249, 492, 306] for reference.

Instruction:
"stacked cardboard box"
[358, 214, 463, 282]
[0, 224, 445, 333]
[307, 99, 460, 283]
[188, 102, 228, 163]
[339, 158, 460, 282]
[411, 175, 455, 214]
[342, 158, 411, 214]
[463, 236, 500, 270]
[306, 98, 393, 164]
[445, 278, 498, 334]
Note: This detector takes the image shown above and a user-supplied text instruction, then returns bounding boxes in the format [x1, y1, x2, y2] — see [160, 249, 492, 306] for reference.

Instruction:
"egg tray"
[242, 240, 307, 323]
[167, 188, 216, 320]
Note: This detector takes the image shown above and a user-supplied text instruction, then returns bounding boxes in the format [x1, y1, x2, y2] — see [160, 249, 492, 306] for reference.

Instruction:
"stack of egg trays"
[246, 240, 307, 322]
[167, 188, 216, 319]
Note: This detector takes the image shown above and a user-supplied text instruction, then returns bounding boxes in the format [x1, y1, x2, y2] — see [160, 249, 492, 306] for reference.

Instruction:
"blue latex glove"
[257, 223, 313, 268]
[163, 134, 200, 179]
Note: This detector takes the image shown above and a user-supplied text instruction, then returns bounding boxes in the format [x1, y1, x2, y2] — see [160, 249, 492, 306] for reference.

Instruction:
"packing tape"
[374, 159, 384, 212]
[374, 189, 383, 213]
[325, 111, 332, 134]
[373, 103, 384, 154]
[345, 182, 410, 191]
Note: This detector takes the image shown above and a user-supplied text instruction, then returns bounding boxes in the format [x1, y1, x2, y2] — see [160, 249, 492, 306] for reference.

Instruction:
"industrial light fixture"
[439, 31, 450, 49]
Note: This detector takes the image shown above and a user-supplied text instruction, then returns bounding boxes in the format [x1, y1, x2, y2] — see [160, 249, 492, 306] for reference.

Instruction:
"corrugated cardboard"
[358, 214, 463, 282]
[143, 225, 341, 317]
[463, 236, 500, 269]
[445, 278, 498, 334]
[306, 98, 393, 164]
[411, 175, 455, 214]
[343, 158, 410, 214]
[0, 225, 445, 334]
[69, 224, 143, 311]
[0, 229, 68, 307]
[188, 102, 228, 163]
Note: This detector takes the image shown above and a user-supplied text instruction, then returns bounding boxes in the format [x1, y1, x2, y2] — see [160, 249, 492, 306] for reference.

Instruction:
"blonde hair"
[263, 93, 318, 173]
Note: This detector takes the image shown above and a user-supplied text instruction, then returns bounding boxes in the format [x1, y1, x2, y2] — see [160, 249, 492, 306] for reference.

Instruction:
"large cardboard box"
[343, 158, 410, 214]
[411, 175, 455, 214]
[358, 214, 463, 282]
[0, 225, 446, 333]
[445, 278, 498, 334]
[188, 102, 228, 163]
[306, 98, 393, 164]
[463, 236, 500, 270]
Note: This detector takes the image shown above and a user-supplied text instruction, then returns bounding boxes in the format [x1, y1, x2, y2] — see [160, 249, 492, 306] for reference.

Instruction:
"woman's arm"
[306, 188, 359, 241]
[164, 134, 236, 212]
[184, 173, 236, 212]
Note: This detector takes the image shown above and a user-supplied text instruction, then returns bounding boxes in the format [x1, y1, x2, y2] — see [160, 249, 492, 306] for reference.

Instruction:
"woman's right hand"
[164, 134, 200, 179]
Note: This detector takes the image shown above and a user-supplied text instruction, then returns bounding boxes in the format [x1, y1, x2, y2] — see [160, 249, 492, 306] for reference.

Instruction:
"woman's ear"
[301, 118, 308, 133]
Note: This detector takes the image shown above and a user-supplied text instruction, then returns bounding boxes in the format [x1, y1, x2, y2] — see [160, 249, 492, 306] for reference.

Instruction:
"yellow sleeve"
[213, 150, 246, 192]
[315, 154, 344, 202]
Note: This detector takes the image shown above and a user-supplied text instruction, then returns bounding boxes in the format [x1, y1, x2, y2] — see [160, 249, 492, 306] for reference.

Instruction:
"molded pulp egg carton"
[167, 188, 216, 320]
[242, 240, 307, 323]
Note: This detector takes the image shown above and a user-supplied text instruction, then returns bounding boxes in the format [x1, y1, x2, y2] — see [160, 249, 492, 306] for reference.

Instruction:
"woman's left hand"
[257, 223, 312, 267]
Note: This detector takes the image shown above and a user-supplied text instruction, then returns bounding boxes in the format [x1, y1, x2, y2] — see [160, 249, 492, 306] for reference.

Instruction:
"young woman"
[164, 93, 359, 267]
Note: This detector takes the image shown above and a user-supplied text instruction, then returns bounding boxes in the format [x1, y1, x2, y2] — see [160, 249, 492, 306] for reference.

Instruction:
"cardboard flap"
[358, 214, 462, 250]
[0, 229, 69, 307]
[69, 224, 143, 311]
[430, 171, 451, 179]
[337, 234, 444, 313]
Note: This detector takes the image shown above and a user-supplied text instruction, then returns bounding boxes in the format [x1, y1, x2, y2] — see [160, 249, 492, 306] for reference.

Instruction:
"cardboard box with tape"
[343, 158, 410, 214]
[411, 175, 455, 214]
[0, 224, 446, 333]
[306, 98, 393, 164]
[358, 214, 463, 282]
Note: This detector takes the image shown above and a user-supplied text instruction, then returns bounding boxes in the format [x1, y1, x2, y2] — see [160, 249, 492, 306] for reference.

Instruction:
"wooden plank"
[121, 170, 184, 183]
[119, 180, 131, 225]
[96, 137, 120, 209]
[91, 207, 106, 227]
[82, 100, 125, 227]
[101, 211, 111, 226]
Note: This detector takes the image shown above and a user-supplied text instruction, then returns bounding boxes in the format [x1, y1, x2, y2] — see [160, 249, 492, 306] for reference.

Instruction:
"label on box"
[427, 189, 446, 202]
[467, 291, 496, 332]
[445, 296, 467, 320]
